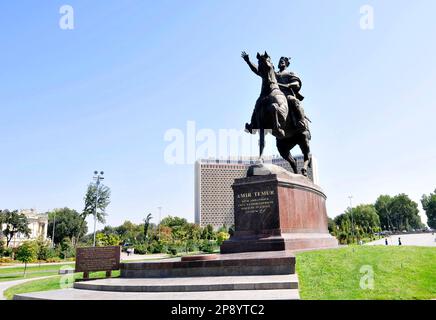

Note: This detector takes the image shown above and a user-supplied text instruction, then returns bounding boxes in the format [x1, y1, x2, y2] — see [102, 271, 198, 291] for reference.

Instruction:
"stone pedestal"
[221, 168, 338, 254]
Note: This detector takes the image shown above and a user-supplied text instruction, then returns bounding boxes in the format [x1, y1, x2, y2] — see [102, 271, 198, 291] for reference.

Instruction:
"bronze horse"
[243, 51, 312, 176]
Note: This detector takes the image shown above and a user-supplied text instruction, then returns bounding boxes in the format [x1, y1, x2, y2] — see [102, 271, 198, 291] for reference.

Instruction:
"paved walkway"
[366, 233, 436, 247]
[0, 276, 55, 300]
[0, 253, 169, 269]
[0, 261, 74, 269]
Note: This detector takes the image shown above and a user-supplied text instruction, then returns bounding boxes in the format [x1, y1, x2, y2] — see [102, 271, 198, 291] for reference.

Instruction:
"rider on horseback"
[241, 51, 312, 176]
[242, 52, 309, 134]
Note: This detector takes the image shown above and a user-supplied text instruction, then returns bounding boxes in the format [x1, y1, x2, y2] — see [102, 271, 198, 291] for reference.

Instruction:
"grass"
[0, 263, 75, 282]
[3, 270, 120, 300]
[296, 246, 436, 300]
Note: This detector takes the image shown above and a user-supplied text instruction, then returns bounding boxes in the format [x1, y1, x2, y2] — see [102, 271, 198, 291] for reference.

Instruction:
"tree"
[96, 233, 121, 247]
[201, 225, 215, 240]
[334, 204, 380, 243]
[16, 241, 37, 276]
[59, 238, 76, 259]
[160, 216, 189, 240]
[0, 210, 31, 247]
[160, 216, 188, 229]
[327, 218, 336, 235]
[375, 194, 424, 231]
[0, 238, 5, 257]
[79, 183, 111, 241]
[421, 189, 436, 229]
[143, 213, 152, 239]
[390, 194, 423, 231]
[115, 220, 143, 244]
[348, 204, 380, 239]
[35, 236, 52, 261]
[47, 208, 88, 245]
[375, 195, 395, 230]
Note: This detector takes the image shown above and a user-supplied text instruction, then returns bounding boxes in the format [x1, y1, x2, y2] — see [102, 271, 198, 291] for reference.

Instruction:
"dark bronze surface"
[242, 51, 312, 176]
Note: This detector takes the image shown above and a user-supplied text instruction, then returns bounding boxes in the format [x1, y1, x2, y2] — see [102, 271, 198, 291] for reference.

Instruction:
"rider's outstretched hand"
[241, 51, 249, 62]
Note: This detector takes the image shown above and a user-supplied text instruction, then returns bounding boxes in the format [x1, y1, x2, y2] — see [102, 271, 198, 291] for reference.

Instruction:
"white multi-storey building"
[195, 155, 319, 228]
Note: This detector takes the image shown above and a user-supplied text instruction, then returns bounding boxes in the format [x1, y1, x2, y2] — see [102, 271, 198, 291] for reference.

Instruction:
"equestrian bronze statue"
[242, 51, 312, 176]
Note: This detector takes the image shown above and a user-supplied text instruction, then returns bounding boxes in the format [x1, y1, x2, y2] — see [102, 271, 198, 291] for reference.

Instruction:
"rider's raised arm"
[246, 59, 260, 76]
[241, 51, 260, 76]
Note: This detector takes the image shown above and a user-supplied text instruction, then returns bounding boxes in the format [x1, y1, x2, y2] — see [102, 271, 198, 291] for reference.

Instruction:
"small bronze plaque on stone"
[75, 246, 121, 278]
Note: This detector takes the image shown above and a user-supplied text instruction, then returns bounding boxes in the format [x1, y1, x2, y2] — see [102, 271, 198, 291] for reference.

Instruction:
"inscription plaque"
[233, 179, 279, 234]
[75, 246, 121, 279]
[236, 190, 275, 214]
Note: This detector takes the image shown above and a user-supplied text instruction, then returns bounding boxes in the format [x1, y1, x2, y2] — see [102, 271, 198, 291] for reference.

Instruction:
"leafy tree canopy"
[421, 189, 436, 229]
[375, 194, 423, 231]
[47, 208, 88, 245]
[0, 209, 31, 247]
[81, 183, 111, 224]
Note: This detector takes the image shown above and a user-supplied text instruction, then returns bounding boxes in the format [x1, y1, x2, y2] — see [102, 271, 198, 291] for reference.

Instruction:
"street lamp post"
[93, 171, 104, 247]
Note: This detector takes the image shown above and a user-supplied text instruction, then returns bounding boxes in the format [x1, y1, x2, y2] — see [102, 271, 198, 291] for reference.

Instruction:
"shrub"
[60, 238, 75, 259]
[185, 240, 199, 252]
[216, 231, 230, 245]
[0, 257, 13, 264]
[1, 246, 13, 258]
[148, 240, 168, 254]
[35, 237, 53, 261]
[199, 240, 217, 253]
[133, 244, 147, 255]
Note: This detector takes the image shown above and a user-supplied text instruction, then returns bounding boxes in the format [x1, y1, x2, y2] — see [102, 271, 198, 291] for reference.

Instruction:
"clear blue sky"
[1, 1, 435, 228]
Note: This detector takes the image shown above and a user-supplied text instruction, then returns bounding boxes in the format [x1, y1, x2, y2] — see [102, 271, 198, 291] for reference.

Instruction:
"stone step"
[14, 288, 300, 300]
[73, 274, 299, 292]
[121, 251, 295, 278]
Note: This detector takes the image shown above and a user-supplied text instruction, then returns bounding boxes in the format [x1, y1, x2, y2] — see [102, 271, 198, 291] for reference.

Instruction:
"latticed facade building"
[195, 156, 319, 228]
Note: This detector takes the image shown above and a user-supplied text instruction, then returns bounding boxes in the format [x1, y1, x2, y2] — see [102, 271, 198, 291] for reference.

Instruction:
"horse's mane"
[259, 57, 277, 85]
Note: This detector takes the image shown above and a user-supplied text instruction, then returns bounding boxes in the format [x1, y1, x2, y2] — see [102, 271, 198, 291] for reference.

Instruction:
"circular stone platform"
[181, 254, 218, 262]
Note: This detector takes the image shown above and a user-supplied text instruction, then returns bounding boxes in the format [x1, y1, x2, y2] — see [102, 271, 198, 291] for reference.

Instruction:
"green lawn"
[3, 270, 120, 300]
[296, 246, 436, 300]
[0, 263, 75, 282]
